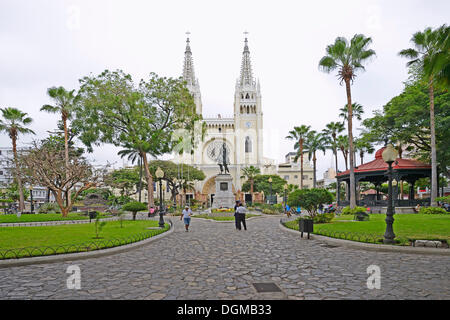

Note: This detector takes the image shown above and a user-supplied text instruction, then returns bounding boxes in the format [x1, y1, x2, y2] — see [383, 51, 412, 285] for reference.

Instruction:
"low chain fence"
[0, 224, 170, 260]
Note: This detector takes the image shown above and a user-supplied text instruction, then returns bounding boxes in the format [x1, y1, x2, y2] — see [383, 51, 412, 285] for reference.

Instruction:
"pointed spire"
[239, 32, 254, 87]
[183, 32, 196, 86]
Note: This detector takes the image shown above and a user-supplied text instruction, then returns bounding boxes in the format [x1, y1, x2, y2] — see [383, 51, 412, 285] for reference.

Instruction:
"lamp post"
[283, 184, 288, 215]
[155, 167, 165, 228]
[382, 144, 398, 244]
[268, 177, 273, 205]
[29, 185, 34, 214]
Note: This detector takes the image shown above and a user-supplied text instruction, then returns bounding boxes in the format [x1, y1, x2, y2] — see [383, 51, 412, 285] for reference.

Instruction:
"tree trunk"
[313, 153, 317, 188]
[63, 115, 70, 207]
[345, 79, 356, 208]
[360, 151, 364, 165]
[250, 179, 254, 203]
[299, 138, 304, 189]
[429, 82, 438, 206]
[54, 190, 69, 217]
[141, 152, 154, 210]
[334, 147, 339, 200]
[12, 135, 25, 212]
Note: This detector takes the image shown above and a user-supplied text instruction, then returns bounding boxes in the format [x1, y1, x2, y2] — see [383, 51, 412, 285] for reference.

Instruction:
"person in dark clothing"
[234, 201, 240, 230]
[235, 202, 247, 231]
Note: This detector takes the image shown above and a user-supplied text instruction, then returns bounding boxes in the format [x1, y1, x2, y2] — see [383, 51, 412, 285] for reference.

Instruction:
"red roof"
[337, 147, 431, 177]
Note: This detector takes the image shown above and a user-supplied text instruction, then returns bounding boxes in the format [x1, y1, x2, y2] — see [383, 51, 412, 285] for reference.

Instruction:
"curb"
[278, 220, 450, 256]
[0, 219, 174, 268]
[0, 217, 119, 228]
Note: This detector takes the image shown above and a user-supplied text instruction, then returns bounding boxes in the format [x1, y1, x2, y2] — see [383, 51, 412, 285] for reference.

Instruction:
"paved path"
[0, 216, 449, 300]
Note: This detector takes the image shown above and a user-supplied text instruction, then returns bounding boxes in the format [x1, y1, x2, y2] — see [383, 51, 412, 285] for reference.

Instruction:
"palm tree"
[240, 165, 261, 203]
[423, 24, 450, 89]
[354, 137, 375, 165]
[337, 135, 349, 171]
[0, 107, 35, 211]
[339, 103, 364, 122]
[299, 131, 327, 188]
[399, 25, 448, 206]
[286, 125, 311, 189]
[322, 121, 345, 174]
[319, 34, 376, 208]
[41, 87, 78, 205]
[118, 147, 144, 202]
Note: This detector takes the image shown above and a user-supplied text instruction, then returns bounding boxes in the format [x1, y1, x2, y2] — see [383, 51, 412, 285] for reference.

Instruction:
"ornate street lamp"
[268, 177, 273, 205]
[382, 144, 398, 244]
[173, 178, 178, 209]
[29, 185, 34, 214]
[155, 167, 165, 228]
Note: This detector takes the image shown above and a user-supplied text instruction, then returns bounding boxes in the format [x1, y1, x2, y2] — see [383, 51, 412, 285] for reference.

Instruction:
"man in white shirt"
[180, 206, 192, 232]
[235, 202, 247, 231]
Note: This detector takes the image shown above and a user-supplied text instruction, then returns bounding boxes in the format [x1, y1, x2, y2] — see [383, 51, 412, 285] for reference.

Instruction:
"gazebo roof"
[337, 147, 431, 177]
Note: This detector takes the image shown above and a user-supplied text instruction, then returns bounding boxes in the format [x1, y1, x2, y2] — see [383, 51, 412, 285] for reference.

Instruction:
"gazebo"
[336, 147, 432, 211]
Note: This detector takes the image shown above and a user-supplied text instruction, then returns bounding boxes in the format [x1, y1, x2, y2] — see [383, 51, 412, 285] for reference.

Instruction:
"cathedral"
[171, 35, 313, 205]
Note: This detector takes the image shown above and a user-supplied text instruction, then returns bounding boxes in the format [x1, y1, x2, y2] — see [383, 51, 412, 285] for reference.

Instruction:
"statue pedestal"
[212, 174, 235, 209]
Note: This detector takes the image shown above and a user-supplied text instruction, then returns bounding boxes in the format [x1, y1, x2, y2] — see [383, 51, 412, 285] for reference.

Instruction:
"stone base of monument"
[212, 174, 235, 209]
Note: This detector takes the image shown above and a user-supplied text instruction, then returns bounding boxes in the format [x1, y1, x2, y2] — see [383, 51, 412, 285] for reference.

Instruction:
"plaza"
[0, 215, 448, 300]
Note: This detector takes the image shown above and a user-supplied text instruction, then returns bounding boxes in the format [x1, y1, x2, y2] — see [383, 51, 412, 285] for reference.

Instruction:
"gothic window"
[241, 94, 244, 99]
[245, 93, 250, 99]
[247, 106, 249, 113]
[245, 136, 252, 153]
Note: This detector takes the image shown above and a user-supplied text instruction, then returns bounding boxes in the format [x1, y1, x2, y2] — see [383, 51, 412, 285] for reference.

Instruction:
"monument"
[212, 142, 235, 209]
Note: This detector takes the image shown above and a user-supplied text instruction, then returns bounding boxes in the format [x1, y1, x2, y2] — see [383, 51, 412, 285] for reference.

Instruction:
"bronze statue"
[218, 142, 230, 174]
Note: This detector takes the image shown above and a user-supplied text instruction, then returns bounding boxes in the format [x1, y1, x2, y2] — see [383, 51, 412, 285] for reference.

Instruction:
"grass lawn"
[0, 220, 169, 259]
[192, 214, 259, 221]
[0, 212, 112, 224]
[284, 214, 450, 245]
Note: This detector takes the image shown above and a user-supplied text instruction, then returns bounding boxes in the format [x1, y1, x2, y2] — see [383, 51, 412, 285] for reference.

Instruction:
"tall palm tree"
[322, 121, 345, 174]
[286, 125, 311, 189]
[423, 24, 450, 89]
[240, 165, 261, 202]
[339, 103, 364, 122]
[0, 107, 35, 211]
[319, 34, 376, 208]
[298, 131, 327, 188]
[41, 87, 78, 205]
[337, 135, 349, 171]
[399, 25, 448, 206]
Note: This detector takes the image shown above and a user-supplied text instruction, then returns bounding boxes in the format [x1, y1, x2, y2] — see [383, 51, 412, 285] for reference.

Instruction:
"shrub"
[122, 201, 147, 220]
[288, 188, 333, 217]
[313, 212, 335, 223]
[419, 207, 448, 215]
[436, 195, 450, 203]
[37, 203, 61, 214]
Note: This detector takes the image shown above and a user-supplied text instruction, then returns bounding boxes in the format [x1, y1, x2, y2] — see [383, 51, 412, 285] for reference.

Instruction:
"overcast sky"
[1, 0, 449, 177]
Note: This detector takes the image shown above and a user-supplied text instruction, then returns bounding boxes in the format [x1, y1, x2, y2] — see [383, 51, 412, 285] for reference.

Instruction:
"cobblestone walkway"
[0, 216, 449, 300]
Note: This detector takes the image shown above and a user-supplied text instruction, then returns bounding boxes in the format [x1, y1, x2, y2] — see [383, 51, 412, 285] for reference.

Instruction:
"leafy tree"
[362, 80, 449, 179]
[104, 167, 142, 197]
[122, 201, 147, 220]
[4, 182, 30, 203]
[0, 107, 35, 211]
[73, 70, 201, 212]
[242, 174, 287, 198]
[147, 160, 205, 206]
[287, 188, 333, 217]
[286, 125, 311, 189]
[17, 141, 104, 216]
[298, 131, 327, 188]
[240, 165, 261, 200]
[399, 25, 449, 206]
[319, 34, 376, 208]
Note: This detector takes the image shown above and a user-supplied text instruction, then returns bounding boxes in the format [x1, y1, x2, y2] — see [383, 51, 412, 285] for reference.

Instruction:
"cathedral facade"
[171, 35, 313, 205]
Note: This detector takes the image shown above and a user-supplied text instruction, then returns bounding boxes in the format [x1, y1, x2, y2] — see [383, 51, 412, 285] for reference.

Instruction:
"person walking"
[180, 205, 192, 232]
[234, 200, 240, 230]
[235, 202, 247, 231]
